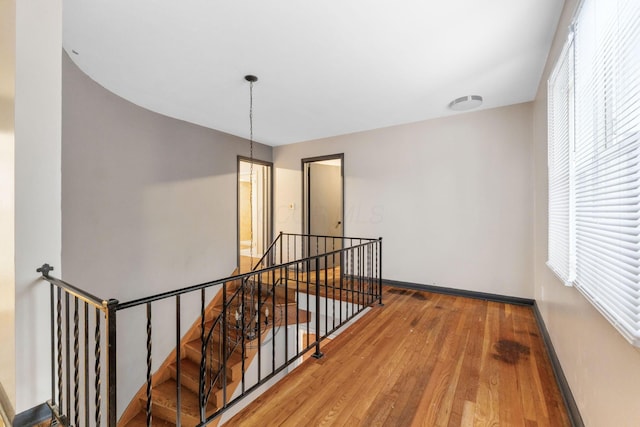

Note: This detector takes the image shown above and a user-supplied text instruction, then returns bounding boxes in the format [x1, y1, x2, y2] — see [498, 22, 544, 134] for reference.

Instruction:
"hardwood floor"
[227, 287, 570, 426]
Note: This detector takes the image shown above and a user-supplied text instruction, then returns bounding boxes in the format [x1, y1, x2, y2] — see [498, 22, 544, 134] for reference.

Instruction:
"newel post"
[378, 237, 383, 306]
[105, 299, 119, 427]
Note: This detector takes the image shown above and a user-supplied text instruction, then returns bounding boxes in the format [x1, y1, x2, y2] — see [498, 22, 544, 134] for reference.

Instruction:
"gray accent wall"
[62, 52, 271, 301]
[62, 53, 272, 415]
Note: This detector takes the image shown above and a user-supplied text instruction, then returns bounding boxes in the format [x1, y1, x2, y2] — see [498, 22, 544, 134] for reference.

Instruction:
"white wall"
[13, 0, 62, 413]
[274, 104, 534, 298]
[0, 0, 16, 413]
[532, 1, 640, 426]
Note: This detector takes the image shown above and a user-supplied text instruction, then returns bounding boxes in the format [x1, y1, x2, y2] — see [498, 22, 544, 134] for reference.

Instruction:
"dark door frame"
[301, 153, 345, 238]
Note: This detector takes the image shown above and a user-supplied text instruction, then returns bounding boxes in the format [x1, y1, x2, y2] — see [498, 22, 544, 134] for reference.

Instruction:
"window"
[547, 37, 574, 286]
[548, 0, 640, 346]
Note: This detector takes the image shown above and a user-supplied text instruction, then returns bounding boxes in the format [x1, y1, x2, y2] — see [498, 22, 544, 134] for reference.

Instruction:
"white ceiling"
[63, 0, 565, 146]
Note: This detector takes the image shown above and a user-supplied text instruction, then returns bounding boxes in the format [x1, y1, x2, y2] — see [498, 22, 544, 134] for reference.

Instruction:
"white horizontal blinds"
[547, 40, 574, 284]
[573, 0, 640, 345]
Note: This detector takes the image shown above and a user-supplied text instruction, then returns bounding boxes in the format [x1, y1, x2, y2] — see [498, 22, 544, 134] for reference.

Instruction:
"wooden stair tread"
[183, 340, 245, 383]
[168, 358, 201, 394]
[185, 339, 245, 365]
[144, 379, 214, 427]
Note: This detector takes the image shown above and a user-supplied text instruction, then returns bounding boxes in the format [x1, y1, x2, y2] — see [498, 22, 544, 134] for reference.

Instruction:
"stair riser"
[168, 366, 200, 395]
[147, 401, 200, 427]
[182, 352, 240, 385]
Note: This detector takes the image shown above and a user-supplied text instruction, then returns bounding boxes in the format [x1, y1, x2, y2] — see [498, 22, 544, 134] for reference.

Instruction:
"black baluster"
[73, 298, 80, 427]
[94, 308, 101, 427]
[378, 238, 383, 305]
[324, 255, 328, 337]
[350, 248, 355, 318]
[49, 284, 55, 411]
[146, 303, 152, 427]
[292, 235, 296, 269]
[313, 257, 323, 359]
[271, 269, 276, 374]
[84, 302, 90, 427]
[360, 245, 364, 309]
[176, 295, 182, 427]
[370, 244, 374, 303]
[306, 259, 310, 349]
[295, 263, 300, 356]
[368, 245, 371, 302]
[373, 242, 377, 303]
[106, 300, 118, 427]
[199, 288, 205, 423]
[65, 293, 71, 420]
[257, 274, 262, 382]
[284, 265, 289, 364]
[57, 288, 63, 417]
[241, 277, 246, 395]
[332, 238, 336, 331]
[339, 251, 344, 325]
[222, 281, 227, 406]
[323, 236, 327, 267]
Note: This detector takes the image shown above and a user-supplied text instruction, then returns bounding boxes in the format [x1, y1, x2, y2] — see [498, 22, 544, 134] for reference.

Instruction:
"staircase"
[39, 234, 382, 427]
[119, 274, 300, 427]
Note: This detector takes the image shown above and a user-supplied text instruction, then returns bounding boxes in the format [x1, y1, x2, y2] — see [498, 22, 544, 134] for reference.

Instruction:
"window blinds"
[548, 0, 640, 346]
[547, 40, 574, 285]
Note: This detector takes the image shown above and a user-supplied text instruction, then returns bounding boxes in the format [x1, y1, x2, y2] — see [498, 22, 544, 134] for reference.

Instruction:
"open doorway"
[302, 154, 344, 266]
[238, 157, 272, 272]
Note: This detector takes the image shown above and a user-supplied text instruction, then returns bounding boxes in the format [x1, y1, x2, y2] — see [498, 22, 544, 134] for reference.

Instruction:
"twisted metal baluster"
[94, 308, 101, 427]
[57, 288, 63, 417]
[146, 303, 152, 427]
[65, 293, 71, 420]
[49, 283, 55, 413]
[84, 302, 90, 427]
[73, 299, 80, 427]
[199, 289, 206, 423]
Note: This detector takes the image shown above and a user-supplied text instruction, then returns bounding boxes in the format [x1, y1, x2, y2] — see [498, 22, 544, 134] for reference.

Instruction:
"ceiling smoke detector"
[449, 95, 483, 111]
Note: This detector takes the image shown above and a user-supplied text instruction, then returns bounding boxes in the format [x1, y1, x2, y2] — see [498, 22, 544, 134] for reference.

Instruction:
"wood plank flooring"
[226, 287, 570, 427]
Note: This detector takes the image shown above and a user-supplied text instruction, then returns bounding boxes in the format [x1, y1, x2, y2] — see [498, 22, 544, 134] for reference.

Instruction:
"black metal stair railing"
[37, 263, 118, 427]
[38, 233, 382, 427]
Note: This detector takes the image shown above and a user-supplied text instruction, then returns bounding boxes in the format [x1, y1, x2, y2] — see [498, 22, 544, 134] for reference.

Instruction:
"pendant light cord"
[249, 81, 254, 265]
[246, 75, 257, 268]
[249, 79, 254, 162]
